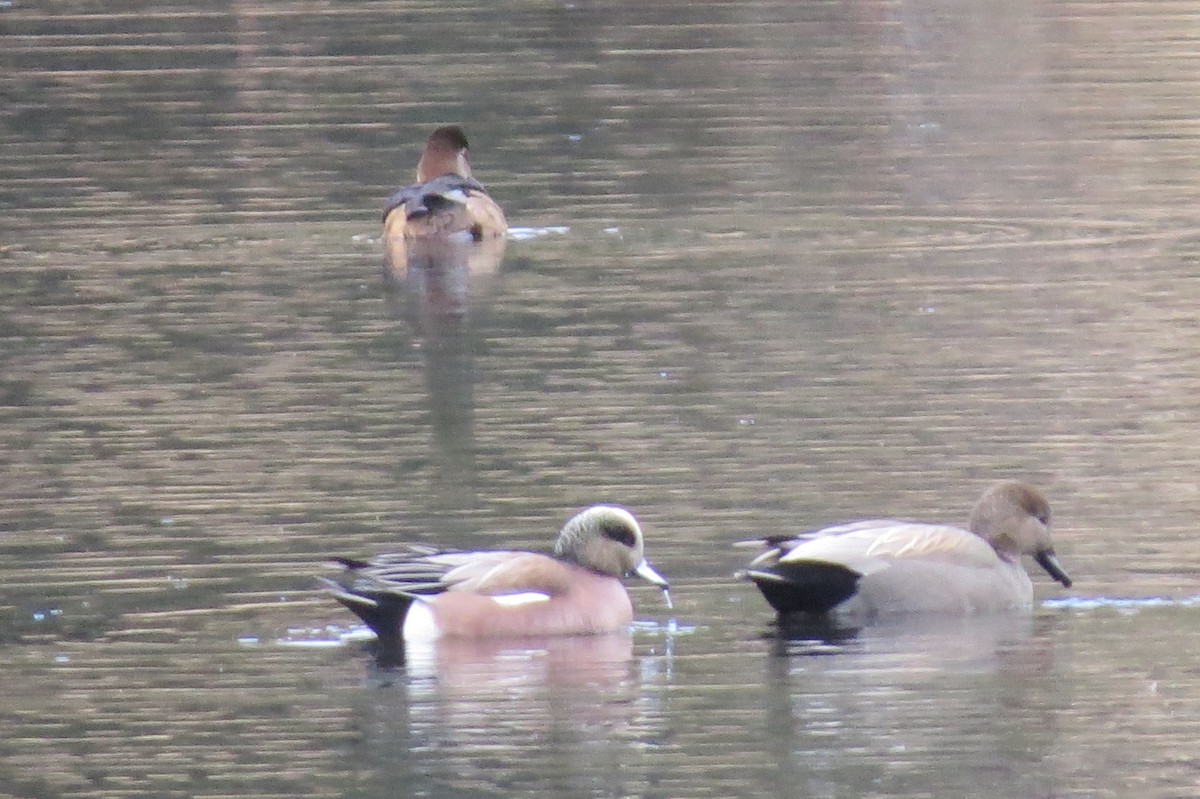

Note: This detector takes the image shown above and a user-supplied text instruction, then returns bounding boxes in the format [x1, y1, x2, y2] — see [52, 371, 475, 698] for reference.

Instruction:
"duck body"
[747, 520, 1040, 616]
[324, 506, 669, 643]
[740, 481, 1072, 618]
[383, 174, 505, 242]
[382, 126, 507, 275]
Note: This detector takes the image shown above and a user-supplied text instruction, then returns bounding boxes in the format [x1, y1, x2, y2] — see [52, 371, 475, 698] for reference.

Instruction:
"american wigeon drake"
[738, 481, 1073, 617]
[324, 506, 670, 643]
[382, 126, 507, 274]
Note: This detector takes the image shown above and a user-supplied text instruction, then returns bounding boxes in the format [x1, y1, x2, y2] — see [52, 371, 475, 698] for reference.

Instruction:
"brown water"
[4, 1, 1200, 797]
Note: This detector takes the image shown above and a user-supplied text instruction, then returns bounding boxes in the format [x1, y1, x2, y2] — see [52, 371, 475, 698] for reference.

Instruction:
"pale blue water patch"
[256, 624, 374, 649]
[275, 638, 350, 649]
[506, 225, 571, 241]
[771, 638, 850, 657]
[30, 608, 64, 623]
[631, 618, 698, 640]
[1044, 596, 1200, 612]
[276, 620, 696, 649]
[348, 225, 573, 247]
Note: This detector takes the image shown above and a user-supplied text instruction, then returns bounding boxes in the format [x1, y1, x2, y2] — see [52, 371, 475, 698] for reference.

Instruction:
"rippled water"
[4, 1, 1200, 797]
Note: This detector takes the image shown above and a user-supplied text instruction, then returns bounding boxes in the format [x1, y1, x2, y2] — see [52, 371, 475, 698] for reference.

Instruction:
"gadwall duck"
[382, 126, 507, 272]
[325, 506, 670, 641]
[738, 481, 1072, 617]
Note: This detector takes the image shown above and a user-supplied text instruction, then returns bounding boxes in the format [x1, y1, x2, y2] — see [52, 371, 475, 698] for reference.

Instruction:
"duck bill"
[634, 559, 669, 590]
[1035, 549, 1073, 588]
[634, 559, 673, 609]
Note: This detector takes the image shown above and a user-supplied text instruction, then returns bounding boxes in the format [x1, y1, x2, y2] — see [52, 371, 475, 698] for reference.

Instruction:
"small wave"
[507, 226, 570, 241]
[1043, 596, 1200, 611]
[240, 625, 374, 648]
[631, 618, 696, 636]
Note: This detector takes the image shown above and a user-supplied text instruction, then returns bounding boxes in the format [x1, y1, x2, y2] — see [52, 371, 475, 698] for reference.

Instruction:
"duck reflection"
[384, 233, 506, 323]
[762, 613, 1064, 684]
[399, 632, 635, 692]
[347, 633, 675, 797]
[768, 613, 862, 652]
[383, 234, 506, 510]
[765, 610, 1048, 669]
[761, 613, 1066, 798]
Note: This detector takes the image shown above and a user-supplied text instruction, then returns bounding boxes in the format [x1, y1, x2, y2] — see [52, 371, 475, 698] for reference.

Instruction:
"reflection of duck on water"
[381, 125, 507, 312]
[350, 631, 671, 799]
[390, 235, 506, 321]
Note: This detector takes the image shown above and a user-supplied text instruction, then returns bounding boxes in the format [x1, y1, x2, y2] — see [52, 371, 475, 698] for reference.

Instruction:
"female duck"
[739, 481, 1072, 617]
[382, 125, 507, 273]
[325, 506, 670, 643]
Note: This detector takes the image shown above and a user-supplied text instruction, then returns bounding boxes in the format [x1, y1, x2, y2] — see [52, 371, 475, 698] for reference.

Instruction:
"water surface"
[3, 1, 1200, 797]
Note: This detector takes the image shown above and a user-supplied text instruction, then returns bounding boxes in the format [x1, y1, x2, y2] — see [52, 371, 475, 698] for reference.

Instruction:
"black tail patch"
[330, 590, 415, 650]
[750, 562, 861, 615]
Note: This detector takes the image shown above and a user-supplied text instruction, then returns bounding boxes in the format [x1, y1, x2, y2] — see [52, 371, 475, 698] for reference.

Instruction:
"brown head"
[416, 125, 472, 182]
[968, 481, 1072, 587]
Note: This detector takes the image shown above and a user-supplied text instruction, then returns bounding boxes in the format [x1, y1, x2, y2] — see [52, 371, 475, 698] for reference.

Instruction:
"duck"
[738, 481, 1072, 617]
[382, 126, 507, 275]
[324, 505, 670, 643]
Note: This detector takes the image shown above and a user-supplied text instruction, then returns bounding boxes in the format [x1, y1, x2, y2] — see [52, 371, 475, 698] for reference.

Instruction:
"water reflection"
[767, 612, 1047, 670]
[381, 234, 506, 511]
[349, 633, 672, 797]
[761, 614, 1065, 798]
[398, 632, 635, 693]
[6, 0, 1200, 797]
[383, 234, 507, 319]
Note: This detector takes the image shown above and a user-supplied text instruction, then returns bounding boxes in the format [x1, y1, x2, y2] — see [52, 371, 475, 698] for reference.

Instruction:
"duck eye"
[600, 522, 637, 548]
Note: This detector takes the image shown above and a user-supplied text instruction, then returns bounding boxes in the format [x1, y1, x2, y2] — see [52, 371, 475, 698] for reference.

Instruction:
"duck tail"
[744, 562, 861, 615]
[319, 577, 416, 645]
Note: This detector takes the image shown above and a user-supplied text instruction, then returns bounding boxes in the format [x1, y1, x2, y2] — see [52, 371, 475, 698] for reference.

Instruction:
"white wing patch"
[490, 592, 552, 608]
[439, 189, 470, 204]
